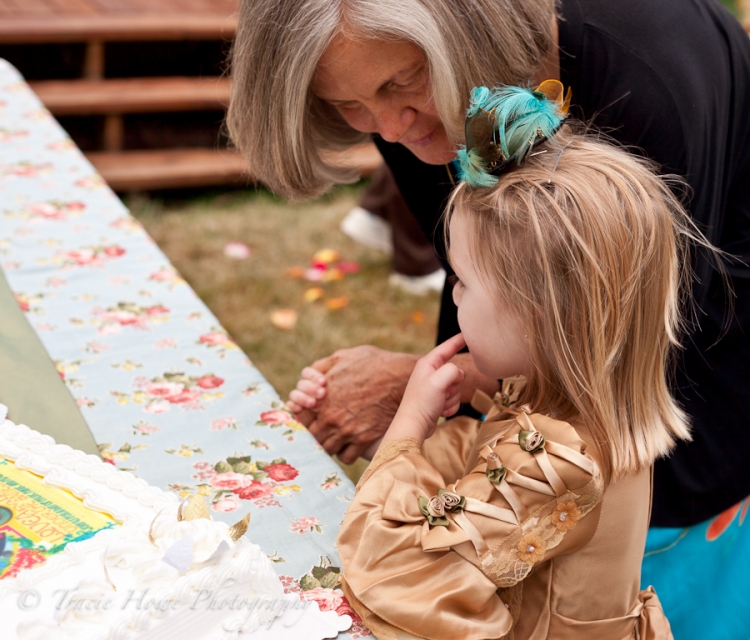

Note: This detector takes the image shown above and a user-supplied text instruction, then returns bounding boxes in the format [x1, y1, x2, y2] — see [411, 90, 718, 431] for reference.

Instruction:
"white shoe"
[340, 206, 394, 255]
[388, 269, 446, 296]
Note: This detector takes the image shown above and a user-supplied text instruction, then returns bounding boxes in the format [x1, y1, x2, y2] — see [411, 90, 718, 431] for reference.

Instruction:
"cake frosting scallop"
[0, 405, 324, 639]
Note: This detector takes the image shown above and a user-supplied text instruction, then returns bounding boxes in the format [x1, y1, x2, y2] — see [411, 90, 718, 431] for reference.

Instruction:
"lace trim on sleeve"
[357, 437, 422, 491]
[481, 471, 603, 587]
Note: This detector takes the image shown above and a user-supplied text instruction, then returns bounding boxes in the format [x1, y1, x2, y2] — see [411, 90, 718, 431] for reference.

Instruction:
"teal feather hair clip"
[457, 79, 572, 187]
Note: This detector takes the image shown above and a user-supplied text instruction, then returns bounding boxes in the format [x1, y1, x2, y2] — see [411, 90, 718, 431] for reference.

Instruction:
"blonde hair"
[226, 0, 555, 199]
[446, 131, 700, 478]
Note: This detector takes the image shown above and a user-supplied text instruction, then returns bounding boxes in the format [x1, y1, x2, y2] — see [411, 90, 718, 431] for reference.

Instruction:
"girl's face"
[312, 34, 456, 165]
[449, 214, 533, 380]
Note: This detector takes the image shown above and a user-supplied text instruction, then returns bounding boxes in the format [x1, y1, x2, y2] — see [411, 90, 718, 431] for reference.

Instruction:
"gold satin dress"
[337, 393, 674, 640]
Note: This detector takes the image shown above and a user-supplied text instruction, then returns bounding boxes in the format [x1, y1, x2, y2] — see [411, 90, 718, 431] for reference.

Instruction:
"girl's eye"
[447, 274, 462, 289]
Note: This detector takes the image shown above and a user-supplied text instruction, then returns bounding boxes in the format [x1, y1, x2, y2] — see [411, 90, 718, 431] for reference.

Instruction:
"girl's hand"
[286, 367, 327, 419]
[382, 334, 467, 446]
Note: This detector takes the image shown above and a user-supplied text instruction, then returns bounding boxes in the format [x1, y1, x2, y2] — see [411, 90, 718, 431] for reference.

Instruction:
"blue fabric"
[642, 498, 750, 639]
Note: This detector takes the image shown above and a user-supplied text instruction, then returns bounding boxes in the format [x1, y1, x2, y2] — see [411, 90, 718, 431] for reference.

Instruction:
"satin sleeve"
[336, 412, 605, 640]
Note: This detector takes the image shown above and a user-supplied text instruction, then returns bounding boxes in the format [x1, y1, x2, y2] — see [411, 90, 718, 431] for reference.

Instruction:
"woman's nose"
[374, 106, 417, 143]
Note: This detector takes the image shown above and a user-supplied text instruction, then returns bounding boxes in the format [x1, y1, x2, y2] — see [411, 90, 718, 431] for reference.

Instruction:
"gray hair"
[227, 0, 556, 199]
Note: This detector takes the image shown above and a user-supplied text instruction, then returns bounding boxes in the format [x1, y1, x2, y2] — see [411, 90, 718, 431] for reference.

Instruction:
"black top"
[374, 0, 750, 527]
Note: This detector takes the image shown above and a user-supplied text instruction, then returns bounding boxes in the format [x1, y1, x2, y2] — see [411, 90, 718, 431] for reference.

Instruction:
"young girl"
[335, 82, 695, 639]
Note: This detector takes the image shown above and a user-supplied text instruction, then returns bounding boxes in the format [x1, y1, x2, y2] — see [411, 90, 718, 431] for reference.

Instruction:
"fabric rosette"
[519, 429, 546, 453]
[437, 488, 466, 512]
[484, 451, 507, 483]
[418, 489, 467, 527]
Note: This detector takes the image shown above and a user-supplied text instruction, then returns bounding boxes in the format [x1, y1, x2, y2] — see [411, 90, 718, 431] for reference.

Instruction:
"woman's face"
[312, 34, 456, 165]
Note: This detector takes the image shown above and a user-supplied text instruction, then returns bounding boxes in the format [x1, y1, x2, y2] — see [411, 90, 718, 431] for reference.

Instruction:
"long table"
[0, 58, 367, 638]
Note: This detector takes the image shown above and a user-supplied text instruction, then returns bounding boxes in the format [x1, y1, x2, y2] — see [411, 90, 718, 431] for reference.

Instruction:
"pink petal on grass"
[304, 268, 325, 282]
[223, 242, 251, 260]
[339, 261, 360, 274]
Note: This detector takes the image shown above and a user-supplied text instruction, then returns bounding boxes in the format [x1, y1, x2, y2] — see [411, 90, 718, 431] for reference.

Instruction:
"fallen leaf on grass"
[304, 287, 325, 302]
[283, 267, 306, 279]
[321, 268, 344, 282]
[312, 248, 340, 266]
[411, 311, 425, 324]
[270, 309, 298, 330]
[326, 297, 349, 310]
[223, 242, 251, 260]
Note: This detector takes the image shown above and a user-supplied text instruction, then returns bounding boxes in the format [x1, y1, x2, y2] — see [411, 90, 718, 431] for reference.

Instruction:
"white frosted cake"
[0, 406, 293, 639]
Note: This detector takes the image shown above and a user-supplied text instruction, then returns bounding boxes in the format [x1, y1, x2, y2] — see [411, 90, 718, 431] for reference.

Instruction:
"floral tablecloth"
[0, 59, 367, 637]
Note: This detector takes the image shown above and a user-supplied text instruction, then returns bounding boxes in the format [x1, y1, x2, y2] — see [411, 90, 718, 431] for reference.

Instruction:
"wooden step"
[30, 77, 231, 116]
[0, 15, 237, 44]
[86, 145, 383, 191]
[87, 149, 247, 190]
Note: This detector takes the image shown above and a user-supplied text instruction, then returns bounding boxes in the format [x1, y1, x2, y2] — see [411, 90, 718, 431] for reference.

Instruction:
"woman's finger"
[307, 418, 333, 443]
[338, 443, 364, 465]
[322, 431, 344, 456]
[294, 408, 316, 428]
[310, 355, 337, 375]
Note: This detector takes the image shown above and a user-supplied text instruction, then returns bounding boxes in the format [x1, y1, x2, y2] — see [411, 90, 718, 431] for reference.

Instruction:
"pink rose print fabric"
[0, 60, 361, 637]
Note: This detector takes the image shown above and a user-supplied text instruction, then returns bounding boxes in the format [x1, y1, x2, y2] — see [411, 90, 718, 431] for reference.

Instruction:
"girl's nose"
[375, 106, 417, 143]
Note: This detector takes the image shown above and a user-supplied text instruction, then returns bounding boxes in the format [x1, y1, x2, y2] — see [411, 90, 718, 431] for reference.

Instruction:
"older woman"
[228, 0, 750, 636]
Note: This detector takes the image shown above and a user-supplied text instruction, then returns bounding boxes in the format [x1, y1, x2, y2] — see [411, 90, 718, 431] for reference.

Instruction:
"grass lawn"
[127, 185, 441, 403]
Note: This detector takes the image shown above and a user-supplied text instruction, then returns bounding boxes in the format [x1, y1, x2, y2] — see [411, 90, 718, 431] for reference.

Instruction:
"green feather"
[491, 86, 563, 163]
[457, 148, 498, 187]
[459, 84, 566, 187]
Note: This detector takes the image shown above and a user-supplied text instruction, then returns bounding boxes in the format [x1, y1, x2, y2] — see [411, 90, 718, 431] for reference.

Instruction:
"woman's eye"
[336, 101, 359, 111]
[386, 69, 425, 92]
[387, 80, 413, 91]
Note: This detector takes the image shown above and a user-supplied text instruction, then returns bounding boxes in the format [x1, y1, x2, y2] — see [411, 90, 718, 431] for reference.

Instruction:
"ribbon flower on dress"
[437, 488, 466, 511]
[484, 451, 508, 483]
[418, 489, 467, 527]
[519, 429, 546, 453]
